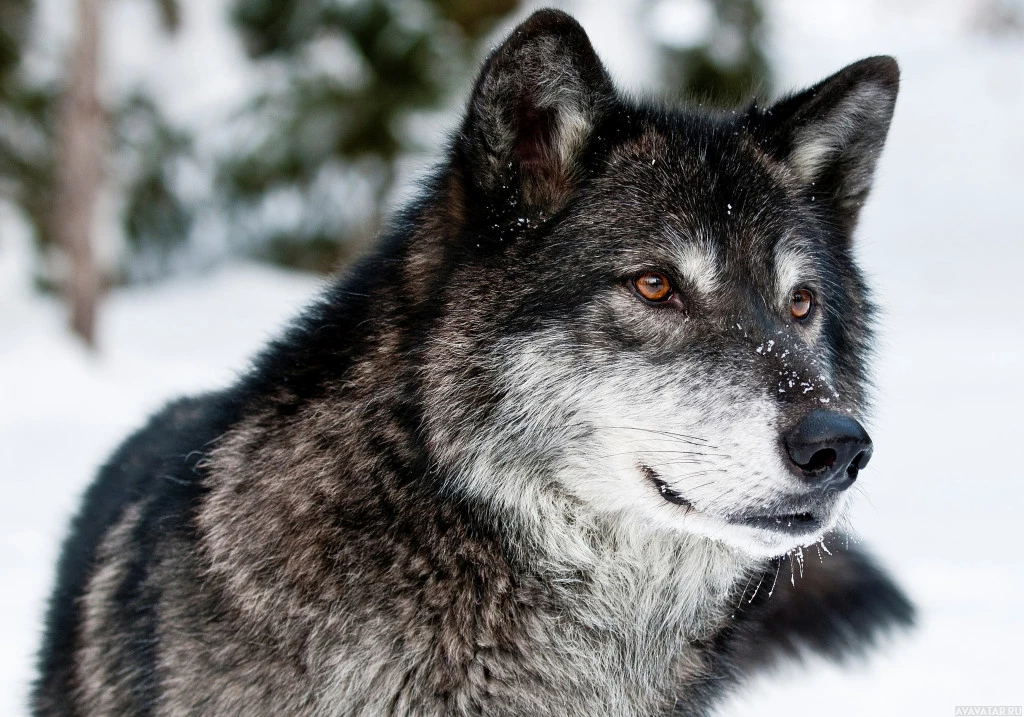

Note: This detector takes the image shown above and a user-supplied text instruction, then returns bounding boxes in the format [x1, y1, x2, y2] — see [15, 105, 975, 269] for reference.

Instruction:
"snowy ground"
[2, 0, 1023, 714]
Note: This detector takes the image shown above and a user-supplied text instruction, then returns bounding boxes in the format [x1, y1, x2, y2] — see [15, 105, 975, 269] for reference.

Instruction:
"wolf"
[34, 9, 913, 716]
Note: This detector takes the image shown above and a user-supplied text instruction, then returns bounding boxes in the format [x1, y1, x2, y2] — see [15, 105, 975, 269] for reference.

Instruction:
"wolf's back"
[32, 392, 235, 715]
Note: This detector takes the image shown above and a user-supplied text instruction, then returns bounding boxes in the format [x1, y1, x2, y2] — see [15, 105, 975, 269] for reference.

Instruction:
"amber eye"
[634, 272, 673, 303]
[790, 289, 814, 320]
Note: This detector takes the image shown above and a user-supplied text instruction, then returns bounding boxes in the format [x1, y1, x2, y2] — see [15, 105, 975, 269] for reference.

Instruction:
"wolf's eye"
[634, 272, 673, 303]
[791, 289, 814, 320]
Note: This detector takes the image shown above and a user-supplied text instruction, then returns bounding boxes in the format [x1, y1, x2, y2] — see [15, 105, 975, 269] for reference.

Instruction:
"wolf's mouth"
[642, 465, 692, 508]
[643, 465, 825, 536]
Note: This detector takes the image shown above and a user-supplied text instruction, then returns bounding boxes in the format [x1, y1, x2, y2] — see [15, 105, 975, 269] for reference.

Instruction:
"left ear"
[751, 56, 900, 233]
[455, 10, 615, 220]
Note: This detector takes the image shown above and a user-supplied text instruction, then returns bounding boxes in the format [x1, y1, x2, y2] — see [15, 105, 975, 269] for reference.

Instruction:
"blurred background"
[1, 0, 1022, 714]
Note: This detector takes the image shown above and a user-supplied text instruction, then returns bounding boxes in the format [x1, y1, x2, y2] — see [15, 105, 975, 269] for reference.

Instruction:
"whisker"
[606, 426, 715, 447]
[593, 449, 718, 460]
[647, 461, 728, 471]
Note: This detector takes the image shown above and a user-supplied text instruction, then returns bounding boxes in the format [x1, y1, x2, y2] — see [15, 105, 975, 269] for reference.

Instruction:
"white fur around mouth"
[641, 464, 828, 541]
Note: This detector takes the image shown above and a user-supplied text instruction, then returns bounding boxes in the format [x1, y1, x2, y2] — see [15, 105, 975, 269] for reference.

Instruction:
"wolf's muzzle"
[783, 410, 873, 492]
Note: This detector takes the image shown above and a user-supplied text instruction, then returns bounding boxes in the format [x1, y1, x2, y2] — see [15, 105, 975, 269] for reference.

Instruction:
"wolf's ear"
[752, 56, 899, 233]
[457, 10, 614, 217]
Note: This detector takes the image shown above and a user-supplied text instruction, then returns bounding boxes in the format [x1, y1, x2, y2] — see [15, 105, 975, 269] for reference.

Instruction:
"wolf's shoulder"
[42, 390, 238, 575]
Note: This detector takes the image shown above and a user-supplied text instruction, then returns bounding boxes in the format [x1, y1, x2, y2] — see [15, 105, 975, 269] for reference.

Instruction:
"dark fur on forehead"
[452, 20, 897, 255]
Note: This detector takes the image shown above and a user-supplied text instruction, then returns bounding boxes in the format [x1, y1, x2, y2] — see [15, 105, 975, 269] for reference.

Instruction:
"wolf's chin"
[709, 500, 848, 557]
[657, 494, 845, 558]
[713, 523, 832, 558]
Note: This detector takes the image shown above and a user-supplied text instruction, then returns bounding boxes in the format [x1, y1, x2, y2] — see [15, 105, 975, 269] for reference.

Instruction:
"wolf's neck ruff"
[493, 482, 752, 634]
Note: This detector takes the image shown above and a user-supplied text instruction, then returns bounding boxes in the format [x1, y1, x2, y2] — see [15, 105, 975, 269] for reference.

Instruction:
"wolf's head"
[411, 10, 898, 558]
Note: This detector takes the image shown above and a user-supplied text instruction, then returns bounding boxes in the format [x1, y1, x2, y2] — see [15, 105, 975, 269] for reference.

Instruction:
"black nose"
[783, 410, 873, 491]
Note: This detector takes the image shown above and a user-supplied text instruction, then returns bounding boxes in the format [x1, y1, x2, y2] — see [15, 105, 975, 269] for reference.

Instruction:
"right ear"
[747, 56, 900, 234]
[456, 10, 615, 219]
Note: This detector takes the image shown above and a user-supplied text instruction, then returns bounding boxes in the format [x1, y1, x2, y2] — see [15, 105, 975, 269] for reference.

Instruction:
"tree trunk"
[53, 0, 104, 348]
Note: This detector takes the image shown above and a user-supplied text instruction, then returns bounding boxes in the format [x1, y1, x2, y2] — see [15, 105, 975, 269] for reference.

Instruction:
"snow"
[2, 0, 1023, 714]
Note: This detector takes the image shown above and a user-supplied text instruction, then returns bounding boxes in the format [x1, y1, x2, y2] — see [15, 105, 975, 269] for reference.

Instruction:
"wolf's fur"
[34, 10, 913, 716]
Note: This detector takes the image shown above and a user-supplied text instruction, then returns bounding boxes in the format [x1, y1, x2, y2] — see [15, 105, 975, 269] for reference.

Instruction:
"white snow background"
[2, 0, 1022, 714]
